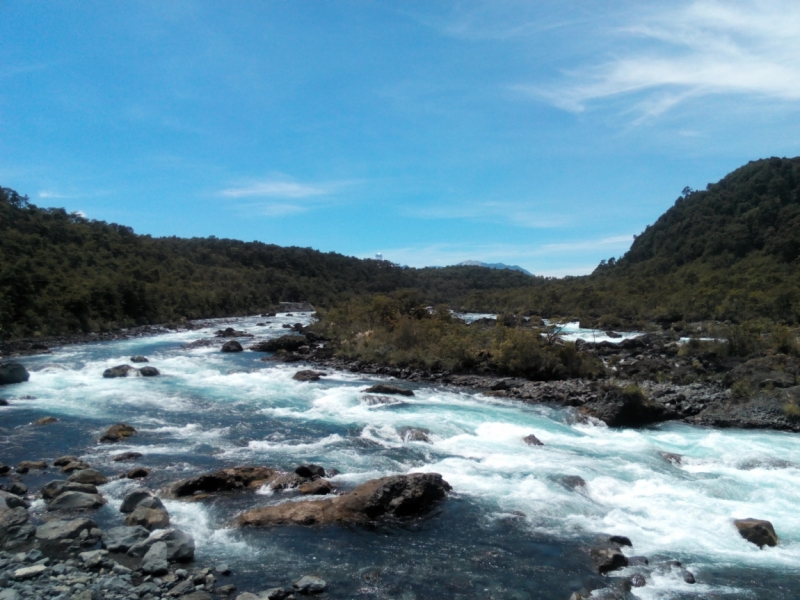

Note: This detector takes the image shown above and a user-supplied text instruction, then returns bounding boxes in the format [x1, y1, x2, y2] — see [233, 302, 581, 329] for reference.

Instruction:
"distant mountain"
[456, 261, 533, 276]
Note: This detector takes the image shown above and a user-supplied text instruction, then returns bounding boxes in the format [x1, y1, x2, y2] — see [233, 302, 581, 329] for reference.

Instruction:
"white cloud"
[520, 0, 800, 118]
[38, 190, 67, 199]
[220, 175, 354, 217]
[408, 201, 571, 229]
[221, 180, 330, 199]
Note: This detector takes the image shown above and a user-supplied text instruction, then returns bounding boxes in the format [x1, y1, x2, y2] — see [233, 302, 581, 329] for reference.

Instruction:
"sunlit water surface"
[1, 314, 799, 599]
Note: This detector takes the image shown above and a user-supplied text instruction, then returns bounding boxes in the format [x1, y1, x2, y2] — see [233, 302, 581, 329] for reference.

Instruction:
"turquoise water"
[2, 314, 799, 599]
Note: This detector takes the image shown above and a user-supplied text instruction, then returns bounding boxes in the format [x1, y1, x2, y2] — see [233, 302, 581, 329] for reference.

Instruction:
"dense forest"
[459, 157, 800, 327]
[0, 188, 532, 337]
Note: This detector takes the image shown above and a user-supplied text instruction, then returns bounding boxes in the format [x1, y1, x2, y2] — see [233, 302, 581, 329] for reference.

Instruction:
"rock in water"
[397, 426, 431, 443]
[138, 366, 160, 377]
[103, 364, 137, 378]
[127, 527, 195, 561]
[298, 479, 333, 495]
[101, 525, 150, 552]
[141, 541, 169, 575]
[363, 384, 414, 396]
[580, 386, 675, 427]
[112, 451, 143, 462]
[47, 491, 106, 511]
[522, 434, 543, 446]
[170, 465, 277, 497]
[221, 340, 244, 353]
[130, 356, 149, 363]
[68, 469, 108, 485]
[249, 335, 308, 352]
[238, 472, 451, 527]
[590, 543, 628, 574]
[33, 416, 57, 425]
[100, 423, 137, 442]
[294, 575, 327, 594]
[293, 370, 323, 381]
[120, 488, 164, 513]
[0, 363, 30, 385]
[295, 464, 326, 478]
[124, 506, 170, 530]
[734, 518, 778, 548]
[17, 460, 47, 471]
[127, 467, 149, 478]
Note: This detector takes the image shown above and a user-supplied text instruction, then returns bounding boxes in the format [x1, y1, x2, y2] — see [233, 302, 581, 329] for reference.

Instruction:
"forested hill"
[0, 188, 534, 337]
[460, 157, 800, 326]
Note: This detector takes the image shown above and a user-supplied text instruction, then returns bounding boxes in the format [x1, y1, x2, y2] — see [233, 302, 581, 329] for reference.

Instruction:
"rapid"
[2, 313, 799, 599]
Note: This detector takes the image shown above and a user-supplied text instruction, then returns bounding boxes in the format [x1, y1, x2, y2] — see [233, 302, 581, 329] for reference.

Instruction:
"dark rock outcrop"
[221, 340, 244, 353]
[170, 466, 278, 497]
[522, 434, 543, 446]
[100, 423, 137, 442]
[139, 366, 160, 377]
[67, 469, 108, 485]
[295, 465, 326, 478]
[238, 472, 451, 527]
[724, 355, 800, 390]
[130, 355, 149, 363]
[0, 363, 30, 385]
[363, 384, 414, 396]
[590, 543, 628, 574]
[734, 518, 778, 548]
[580, 386, 675, 427]
[103, 364, 137, 378]
[292, 370, 324, 382]
[250, 335, 308, 353]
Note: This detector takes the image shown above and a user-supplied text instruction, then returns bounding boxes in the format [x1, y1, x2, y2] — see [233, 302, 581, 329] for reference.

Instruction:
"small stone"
[522, 434, 543, 446]
[12, 564, 48, 579]
[167, 579, 195, 596]
[53, 456, 80, 467]
[293, 575, 326, 594]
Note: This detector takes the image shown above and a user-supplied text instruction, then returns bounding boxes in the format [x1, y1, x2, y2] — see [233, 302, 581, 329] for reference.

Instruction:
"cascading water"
[2, 314, 799, 599]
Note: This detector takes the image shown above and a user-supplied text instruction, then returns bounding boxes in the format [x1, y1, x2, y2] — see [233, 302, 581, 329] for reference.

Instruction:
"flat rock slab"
[12, 564, 48, 579]
[170, 465, 278, 497]
[35, 518, 96, 541]
[363, 384, 414, 396]
[47, 491, 106, 511]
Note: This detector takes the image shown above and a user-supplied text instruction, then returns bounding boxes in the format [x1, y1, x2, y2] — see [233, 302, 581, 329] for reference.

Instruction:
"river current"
[1, 313, 799, 599]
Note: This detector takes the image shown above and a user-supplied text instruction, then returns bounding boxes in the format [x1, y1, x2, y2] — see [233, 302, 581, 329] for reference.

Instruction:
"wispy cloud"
[220, 175, 352, 216]
[408, 201, 571, 229]
[221, 180, 330, 199]
[517, 0, 800, 118]
[38, 191, 68, 199]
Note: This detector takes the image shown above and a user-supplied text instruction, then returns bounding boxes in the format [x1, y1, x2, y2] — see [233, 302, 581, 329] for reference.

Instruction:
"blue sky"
[2, 1, 799, 276]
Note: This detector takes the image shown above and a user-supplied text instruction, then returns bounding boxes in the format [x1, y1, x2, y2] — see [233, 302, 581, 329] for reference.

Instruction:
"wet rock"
[630, 574, 646, 587]
[35, 517, 96, 542]
[120, 487, 165, 513]
[141, 541, 169, 575]
[61, 460, 91, 473]
[130, 355, 149, 363]
[0, 490, 29, 509]
[261, 588, 290, 600]
[47, 491, 106, 511]
[221, 340, 244, 353]
[590, 543, 628, 574]
[68, 469, 108, 485]
[41, 480, 98, 500]
[609, 535, 632, 547]
[580, 385, 675, 427]
[33, 416, 57, 425]
[100, 422, 137, 442]
[101, 525, 150, 552]
[295, 464, 326, 478]
[660, 452, 683, 466]
[292, 370, 324, 382]
[170, 465, 278, 497]
[682, 569, 696, 583]
[17, 460, 47, 471]
[183, 339, 217, 349]
[627, 556, 649, 566]
[398, 426, 431, 443]
[522, 434, 543, 446]
[139, 366, 160, 377]
[103, 364, 137, 378]
[269, 472, 305, 491]
[127, 467, 150, 479]
[294, 575, 326, 594]
[250, 335, 308, 353]
[298, 479, 333, 495]
[125, 506, 170, 530]
[215, 327, 252, 338]
[562, 476, 587, 489]
[53, 455, 79, 467]
[127, 527, 196, 562]
[0, 463, 10, 474]
[112, 451, 143, 462]
[239, 472, 451, 527]
[215, 563, 231, 575]
[363, 384, 414, 396]
[734, 518, 778, 548]
[362, 394, 405, 407]
[0, 398, 7, 406]
[0, 363, 30, 385]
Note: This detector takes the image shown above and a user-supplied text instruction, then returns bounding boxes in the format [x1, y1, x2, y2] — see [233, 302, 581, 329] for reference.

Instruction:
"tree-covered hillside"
[0, 188, 533, 337]
[459, 157, 800, 326]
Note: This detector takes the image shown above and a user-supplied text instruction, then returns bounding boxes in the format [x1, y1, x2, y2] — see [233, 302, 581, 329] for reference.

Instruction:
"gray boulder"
[0, 490, 29, 509]
[141, 541, 168, 575]
[0, 506, 34, 547]
[47, 491, 106, 511]
[127, 527, 195, 562]
[68, 469, 108, 485]
[124, 506, 170, 530]
[590, 543, 628, 574]
[120, 488, 163, 513]
[35, 518, 96, 542]
[103, 364, 138, 378]
[294, 575, 327, 594]
[221, 340, 244, 353]
[101, 525, 150, 552]
[41, 480, 98, 500]
[0, 363, 29, 385]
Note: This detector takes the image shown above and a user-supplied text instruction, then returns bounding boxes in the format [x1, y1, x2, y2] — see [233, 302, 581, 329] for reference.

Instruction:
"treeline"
[459, 157, 800, 327]
[0, 188, 533, 338]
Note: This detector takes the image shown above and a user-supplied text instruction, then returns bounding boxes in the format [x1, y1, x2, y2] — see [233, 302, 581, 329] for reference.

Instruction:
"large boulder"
[590, 543, 628, 574]
[125, 506, 170, 531]
[238, 472, 451, 527]
[221, 340, 243, 353]
[130, 356, 149, 363]
[363, 384, 414, 396]
[138, 366, 160, 377]
[579, 385, 675, 427]
[100, 423, 136, 442]
[0, 506, 34, 547]
[0, 490, 29, 509]
[141, 541, 169, 575]
[127, 527, 195, 562]
[724, 355, 800, 390]
[68, 469, 108, 485]
[249, 335, 308, 353]
[103, 364, 138, 378]
[734, 518, 778, 548]
[47, 491, 106, 511]
[35, 518, 96, 542]
[293, 370, 324, 382]
[170, 466, 278, 497]
[120, 488, 164, 513]
[0, 363, 29, 385]
[101, 525, 150, 552]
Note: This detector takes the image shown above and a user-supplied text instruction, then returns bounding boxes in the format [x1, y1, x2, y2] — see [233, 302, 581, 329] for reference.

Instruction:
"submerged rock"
[398, 426, 431, 443]
[170, 466, 278, 497]
[734, 518, 778, 548]
[100, 422, 137, 442]
[130, 355, 149, 363]
[561, 476, 587, 490]
[363, 384, 414, 396]
[238, 472, 451, 527]
[112, 451, 143, 462]
[0, 363, 30, 385]
[33, 416, 57, 425]
[590, 543, 628, 574]
[522, 434, 543, 446]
